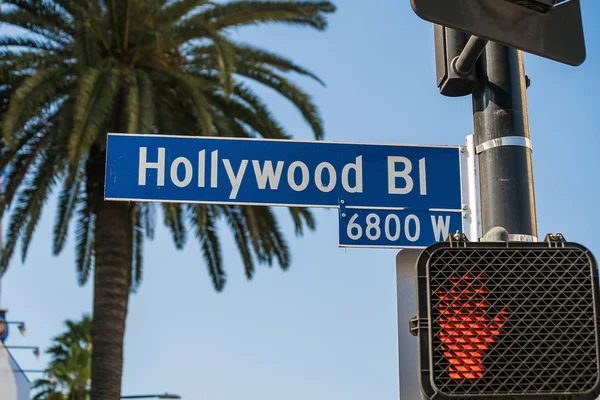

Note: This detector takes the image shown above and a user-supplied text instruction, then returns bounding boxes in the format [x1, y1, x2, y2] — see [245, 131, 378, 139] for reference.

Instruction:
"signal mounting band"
[475, 136, 532, 154]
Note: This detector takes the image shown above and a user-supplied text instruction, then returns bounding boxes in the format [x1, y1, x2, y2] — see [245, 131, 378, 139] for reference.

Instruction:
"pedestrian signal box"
[412, 234, 600, 399]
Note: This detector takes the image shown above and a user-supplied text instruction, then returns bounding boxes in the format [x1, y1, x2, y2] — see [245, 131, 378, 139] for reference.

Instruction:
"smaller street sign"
[338, 206, 462, 249]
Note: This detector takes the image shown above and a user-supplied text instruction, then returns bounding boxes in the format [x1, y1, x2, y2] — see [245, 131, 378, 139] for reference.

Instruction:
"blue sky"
[2, 1, 600, 399]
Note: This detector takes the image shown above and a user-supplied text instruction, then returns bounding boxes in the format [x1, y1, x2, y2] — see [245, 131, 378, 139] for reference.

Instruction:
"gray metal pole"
[472, 42, 538, 238]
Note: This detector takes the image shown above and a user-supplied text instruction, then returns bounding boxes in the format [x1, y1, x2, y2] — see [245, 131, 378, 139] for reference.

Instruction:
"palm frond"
[0, 35, 63, 51]
[3, 0, 75, 35]
[154, 96, 180, 135]
[21, 149, 63, 262]
[288, 207, 316, 236]
[75, 194, 95, 285]
[122, 0, 133, 51]
[52, 0, 86, 19]
[2, 68, 69, 142]
[140, 202, 156, 240]
[240, 206, 290, 269]
[195, 205, 225, 290]
[221, 206, 255, 279]
[0, 119, 45, 174]
[0, 51, 68, 75]
[131, 205, 144, 292]
[235, 44, 324, 85]
[257, 206, 290, 269]
[125, 202, 134, 289]
[186, 1, 335, 31]
[163, 203, 187, 248]
[0, 7, 73, 43]
[0, 132, 51, 211]
[211, 110, 252, 138]
[156, 0, 211, 27]
[158, 69, 215, 135]
[72, 24, 102, 69]
[53, 161, 85, 255]
[203, 29, 235, 98]
[207, 93, 269, 138]
[233, 83, 289, 138]
[242, 206, 265, 262]
[107, 0, 123, 51]
[236, 66, 324, 139]
[121, 68, 140, 133]
[136, 70, 155, 134]
[0, 148, 59, 272]
[68, 65, 120, 161]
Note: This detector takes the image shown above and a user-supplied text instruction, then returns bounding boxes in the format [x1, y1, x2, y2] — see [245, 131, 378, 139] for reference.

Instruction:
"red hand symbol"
[437, 273, 508, 380]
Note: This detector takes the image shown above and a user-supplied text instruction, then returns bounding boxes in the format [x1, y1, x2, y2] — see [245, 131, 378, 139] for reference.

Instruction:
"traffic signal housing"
[434, 25, 478, 97]
[412, 234, 600, 399]
[410, 0, 586, 66]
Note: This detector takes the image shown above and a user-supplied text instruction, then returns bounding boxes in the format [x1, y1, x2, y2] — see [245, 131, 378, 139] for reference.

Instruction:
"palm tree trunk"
[87, 146, 131, 400]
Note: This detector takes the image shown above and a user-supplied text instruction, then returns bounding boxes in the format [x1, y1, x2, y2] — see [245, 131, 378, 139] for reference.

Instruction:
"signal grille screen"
[427, 247, 599, 396]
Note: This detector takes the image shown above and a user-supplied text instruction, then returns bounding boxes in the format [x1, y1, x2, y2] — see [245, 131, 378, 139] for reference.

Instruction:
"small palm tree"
[31, 315, 92, 400]
[0, 1, 335, 399]
[31, 380, 66, 400]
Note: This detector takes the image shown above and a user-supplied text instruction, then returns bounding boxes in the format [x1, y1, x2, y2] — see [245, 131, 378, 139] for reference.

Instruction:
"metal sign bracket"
[460, 135, 482, 242]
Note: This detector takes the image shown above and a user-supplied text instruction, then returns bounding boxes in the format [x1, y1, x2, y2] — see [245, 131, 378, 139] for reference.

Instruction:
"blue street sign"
[338, 207, 463, 248]
[105, 133, 462, 210]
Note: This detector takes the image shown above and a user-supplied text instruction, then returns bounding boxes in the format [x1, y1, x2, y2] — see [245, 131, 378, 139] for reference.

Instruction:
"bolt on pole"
[472, 42, 537, 238]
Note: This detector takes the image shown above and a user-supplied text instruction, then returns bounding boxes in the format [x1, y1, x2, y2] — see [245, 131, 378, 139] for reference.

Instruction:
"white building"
[0, 343, 30, 400]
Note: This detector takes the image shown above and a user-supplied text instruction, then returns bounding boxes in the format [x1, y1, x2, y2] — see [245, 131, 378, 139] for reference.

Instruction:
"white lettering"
[223, 159, 248, 200]
[211, 150, 218, 188]
[365, 213, 381, 240]
[385, 214, 401, 241]
[198, 150, 206, 187]
[388, 156, 413, 195]
[170, 157, 193, 188]
[347, 214, 362, 240]
[288, 161, 309, 191]
[405, 214, 420, 242]
[252, 160, 284, 190]
[138, 147, 165, 186]
[315, 162, 337, 193]
[419, 158, 427, 195]
[431, 215, 451, 241]
[341, 156, 363, 193]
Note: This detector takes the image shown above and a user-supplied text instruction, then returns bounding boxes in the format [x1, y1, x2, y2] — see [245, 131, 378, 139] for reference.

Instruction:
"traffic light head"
[410, 0, 586, 66]
[414, 235, 600, 399]
[434, 25, 478, 97]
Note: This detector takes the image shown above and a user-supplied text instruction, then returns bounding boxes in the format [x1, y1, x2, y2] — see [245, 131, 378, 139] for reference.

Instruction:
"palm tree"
[32, 315, 92, 400]
[0, 1, 335, 399]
